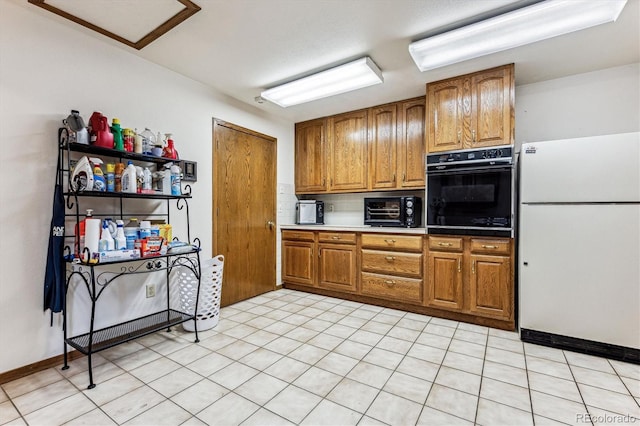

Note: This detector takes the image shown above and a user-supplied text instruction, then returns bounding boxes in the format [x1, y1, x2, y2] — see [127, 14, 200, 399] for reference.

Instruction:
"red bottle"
[89, 112, 114, 149]
[162, 138, 179, 160]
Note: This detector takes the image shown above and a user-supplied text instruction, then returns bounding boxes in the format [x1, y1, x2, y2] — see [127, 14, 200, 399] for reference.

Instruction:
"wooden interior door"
[213, 119, 276, 306]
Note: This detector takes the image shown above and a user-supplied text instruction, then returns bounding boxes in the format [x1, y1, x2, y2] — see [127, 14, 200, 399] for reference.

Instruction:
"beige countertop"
[280, 224, 427, 235]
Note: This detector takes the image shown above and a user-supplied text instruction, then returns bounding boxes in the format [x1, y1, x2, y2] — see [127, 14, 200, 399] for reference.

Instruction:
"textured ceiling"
[19, 0, 640, 123]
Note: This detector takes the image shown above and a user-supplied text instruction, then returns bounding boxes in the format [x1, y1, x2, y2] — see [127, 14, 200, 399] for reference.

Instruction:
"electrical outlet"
[327, 204, 334, 212]
[146, 284, 156, 298]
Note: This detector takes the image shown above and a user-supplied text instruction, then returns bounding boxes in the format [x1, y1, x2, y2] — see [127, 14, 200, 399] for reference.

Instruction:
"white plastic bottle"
[121, 161, 137, 193]
[99, 219, 115, 251]
[143, 167, 152, 191]
[114, 220, 127, 250]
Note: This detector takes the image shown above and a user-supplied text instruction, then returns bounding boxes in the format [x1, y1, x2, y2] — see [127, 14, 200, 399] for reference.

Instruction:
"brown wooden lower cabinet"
[281, 229, 515, 330]
[318, 243, 357, 293]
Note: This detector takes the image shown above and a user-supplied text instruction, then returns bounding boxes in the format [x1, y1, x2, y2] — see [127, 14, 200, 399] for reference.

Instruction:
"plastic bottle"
[134, 129, 143, 154]
[112, 118, 124, 151]
[106, 163, 115, 192]
[124, 218, 139, 249]
[140, 128, 155, 155]
[143, 167, 152, 191]
[139, 220, 151, 239]
[123, 128, 134, 152]
[162, 134, 179, 159]
[76, 209, 93, 256]
[121, 161, 137, 193]
[135, 166, 144, 193]
[170, 164, 181, 196]
[99, 219, 115, 251]
[114, 220, 127, 250]
[90, 158, 106, 192]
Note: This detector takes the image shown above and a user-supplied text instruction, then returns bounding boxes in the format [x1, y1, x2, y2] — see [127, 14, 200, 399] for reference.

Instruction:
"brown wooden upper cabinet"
[328, 110, 368, 192]
[295, 118, 328, 193]
[295, 97, 425, 194]
[427, 63, 514, 153]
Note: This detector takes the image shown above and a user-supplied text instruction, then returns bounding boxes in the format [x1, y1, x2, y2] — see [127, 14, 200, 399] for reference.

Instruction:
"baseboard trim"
[520, 328, 639, 364]
[0, 351, 83, 385]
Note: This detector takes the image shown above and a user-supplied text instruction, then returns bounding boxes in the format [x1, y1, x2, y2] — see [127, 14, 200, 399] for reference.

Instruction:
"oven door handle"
[426, 164, 512, 176]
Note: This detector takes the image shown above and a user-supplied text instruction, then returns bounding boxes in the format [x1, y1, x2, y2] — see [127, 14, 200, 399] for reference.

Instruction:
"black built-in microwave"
[364, 197, 422, 228]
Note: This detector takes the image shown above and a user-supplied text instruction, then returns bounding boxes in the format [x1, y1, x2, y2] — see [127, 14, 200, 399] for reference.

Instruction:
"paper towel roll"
[84, 218, 101, 258]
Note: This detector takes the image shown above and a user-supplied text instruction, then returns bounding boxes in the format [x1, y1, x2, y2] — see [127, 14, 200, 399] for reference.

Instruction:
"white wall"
[515, 63, 640, 146]
[0, 0, 294, 373]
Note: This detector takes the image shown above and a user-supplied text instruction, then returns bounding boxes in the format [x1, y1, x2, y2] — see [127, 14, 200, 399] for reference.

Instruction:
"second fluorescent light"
[261, 57, 383, 107]
[409, 0, 627, 72]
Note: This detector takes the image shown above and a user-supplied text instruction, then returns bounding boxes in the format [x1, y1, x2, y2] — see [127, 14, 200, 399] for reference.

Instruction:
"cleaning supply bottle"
[124, 218, 139, 249]
[70, 156, 94, 192]
[123, 128, 134, 152]
[76, 209, 93, 256]
[99, 219, 115, 251]
[162, 133, 179, 160]
[112, 118, 124, 151]
[115, 163, 124, 192]
[90, 158, 105, 192]
[143, 167, 152, 191]
[134, 128, 143, 154]
[89, 112, 114, 148]
[121, 161, 137, 193]
[170, 164, 181, 196]
[114, 220, 127, 250]
[135, 166, 144, 193]
[106, 163, 115, 192]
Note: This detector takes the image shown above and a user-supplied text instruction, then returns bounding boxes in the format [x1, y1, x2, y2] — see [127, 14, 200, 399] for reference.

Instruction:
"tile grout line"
[472, 328, 489, 426]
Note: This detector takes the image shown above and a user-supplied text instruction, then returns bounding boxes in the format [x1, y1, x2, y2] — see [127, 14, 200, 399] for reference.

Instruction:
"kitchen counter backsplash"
[297, 190, 425, 226]
[281, 224, 426, 234]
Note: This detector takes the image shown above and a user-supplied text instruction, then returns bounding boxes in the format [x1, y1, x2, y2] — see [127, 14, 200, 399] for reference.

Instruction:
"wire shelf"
[65, 309, 193, 355]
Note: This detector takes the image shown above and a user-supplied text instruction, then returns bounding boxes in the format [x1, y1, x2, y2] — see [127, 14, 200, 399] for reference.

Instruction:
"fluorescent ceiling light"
[261, 57, 383, 107]
[408, 0, 627, 72]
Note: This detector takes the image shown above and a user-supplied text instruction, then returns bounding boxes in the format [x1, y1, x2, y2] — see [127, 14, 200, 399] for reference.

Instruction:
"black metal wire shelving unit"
[57, 129, 202, 389]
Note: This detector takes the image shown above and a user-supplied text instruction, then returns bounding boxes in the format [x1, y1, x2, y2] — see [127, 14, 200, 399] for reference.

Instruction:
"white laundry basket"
[177, 255, 224, 332]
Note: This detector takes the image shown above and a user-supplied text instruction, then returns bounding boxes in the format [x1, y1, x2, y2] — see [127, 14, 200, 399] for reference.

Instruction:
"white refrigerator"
[518, 132, 640, 353]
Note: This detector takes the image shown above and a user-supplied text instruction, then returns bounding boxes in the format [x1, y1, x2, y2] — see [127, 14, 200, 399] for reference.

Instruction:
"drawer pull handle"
[384, 239, 396, 244]
[331, 236, 341, 240]
[482, 245, 498, 249]
[438, 242, 452, 247]
[384, 280, 396, 286]
[385, 256, 395, 261]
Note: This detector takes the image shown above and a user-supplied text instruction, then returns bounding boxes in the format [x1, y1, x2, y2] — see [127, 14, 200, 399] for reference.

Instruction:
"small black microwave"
[364, 197, 422, 228]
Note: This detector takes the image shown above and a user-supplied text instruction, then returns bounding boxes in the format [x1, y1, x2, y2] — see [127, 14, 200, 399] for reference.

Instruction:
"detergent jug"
[89, 111, 114, 149]
[112, 118, 124, 151]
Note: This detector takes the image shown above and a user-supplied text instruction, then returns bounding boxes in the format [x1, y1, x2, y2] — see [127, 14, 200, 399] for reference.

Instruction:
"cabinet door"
[426, 251, 464, 310]
[295, 119, 327, 193]
[427, 78, 465, 153]
[328, 110, 368, 191]
[282, 241, 315, 286]
[469, 65, 514, 148]
[369, 104, 397, 190]
[318, 243, 357, 292]
[398, 98, 426, 188]
[469, 254, 512, 319]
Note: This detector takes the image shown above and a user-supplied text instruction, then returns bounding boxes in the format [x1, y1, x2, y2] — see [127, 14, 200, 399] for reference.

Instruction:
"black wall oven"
[426, 146, 515, 237]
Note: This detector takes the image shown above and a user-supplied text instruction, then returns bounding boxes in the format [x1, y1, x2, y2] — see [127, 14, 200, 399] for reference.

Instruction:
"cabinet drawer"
[361, 250, 422, 278]
[318, 232, 356, 244]
[361, 234, 423, 251]
[282, 230, 315, 242]
[470, 238, 511, 255]
[428, 236, 463, 251]
[361, 272, 422, 304]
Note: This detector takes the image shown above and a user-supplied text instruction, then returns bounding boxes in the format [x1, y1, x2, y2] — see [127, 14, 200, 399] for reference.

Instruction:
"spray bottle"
[99, 219, 115, 251]
[114, 220, 127, 250]
[90, 158, 105, 192]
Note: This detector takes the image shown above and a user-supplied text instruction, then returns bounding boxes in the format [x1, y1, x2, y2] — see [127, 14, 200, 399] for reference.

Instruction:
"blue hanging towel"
[43, 178, 66, 320]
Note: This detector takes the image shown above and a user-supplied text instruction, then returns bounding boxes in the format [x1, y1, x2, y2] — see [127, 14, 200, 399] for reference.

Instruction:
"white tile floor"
[1, 289, 639, 426]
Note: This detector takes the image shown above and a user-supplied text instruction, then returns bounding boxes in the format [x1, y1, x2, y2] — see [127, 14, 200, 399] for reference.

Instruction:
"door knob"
[266, 221, 274, 230]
